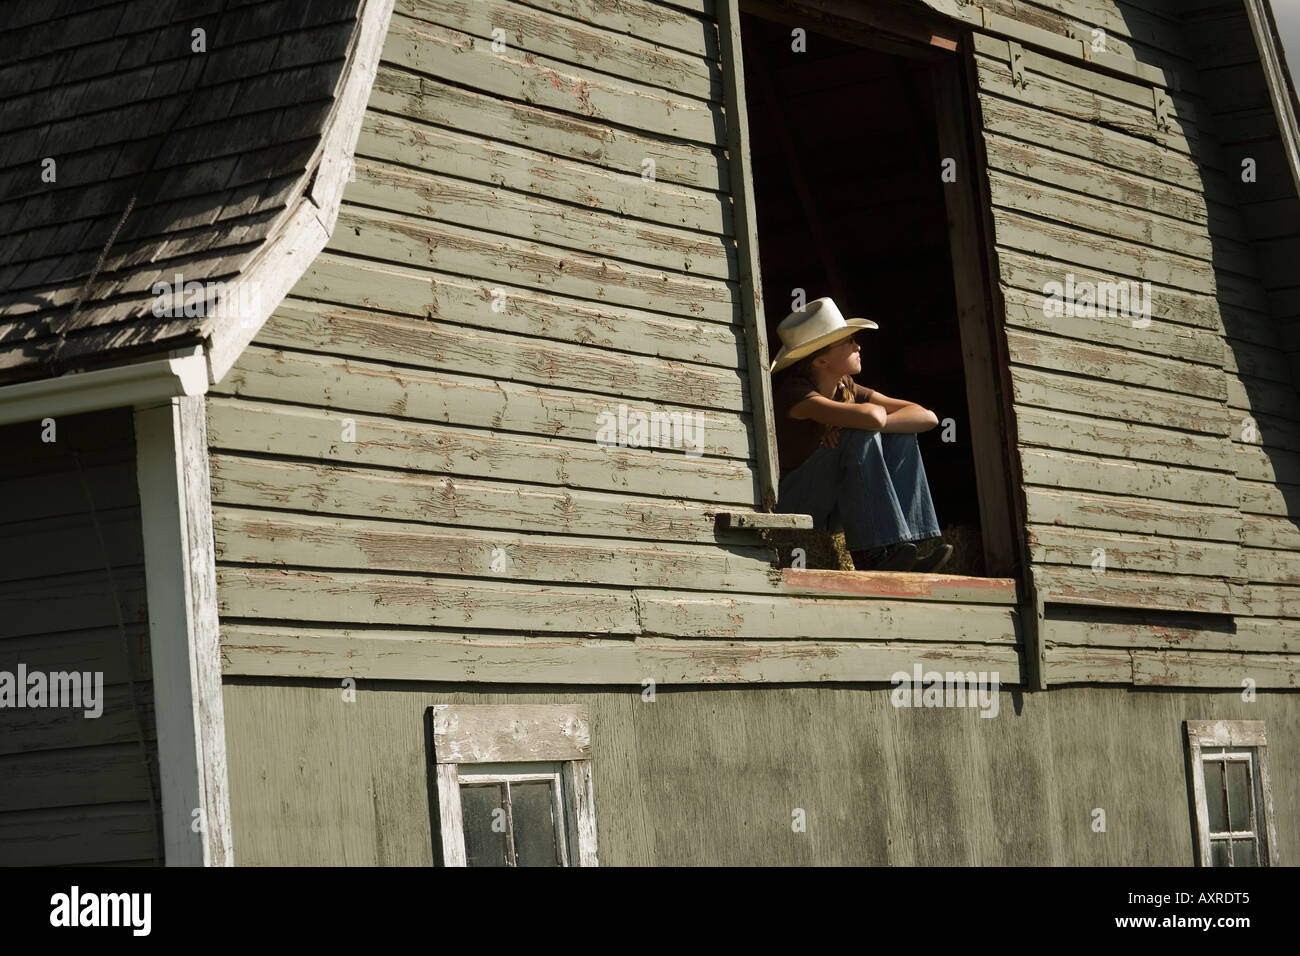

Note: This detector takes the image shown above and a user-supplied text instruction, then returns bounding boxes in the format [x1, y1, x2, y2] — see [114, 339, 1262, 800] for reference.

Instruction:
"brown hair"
[789, 342, 855, 404]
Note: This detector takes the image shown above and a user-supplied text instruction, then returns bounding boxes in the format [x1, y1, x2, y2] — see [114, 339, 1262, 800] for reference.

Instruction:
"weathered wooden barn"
[1, 0, 1297, 866]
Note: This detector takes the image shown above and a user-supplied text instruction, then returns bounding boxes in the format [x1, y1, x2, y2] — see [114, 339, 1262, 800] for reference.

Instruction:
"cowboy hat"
[768, 297, 878, 374]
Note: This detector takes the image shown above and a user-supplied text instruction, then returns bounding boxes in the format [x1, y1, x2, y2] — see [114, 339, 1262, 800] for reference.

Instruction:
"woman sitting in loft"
[769, 297, 953, 573]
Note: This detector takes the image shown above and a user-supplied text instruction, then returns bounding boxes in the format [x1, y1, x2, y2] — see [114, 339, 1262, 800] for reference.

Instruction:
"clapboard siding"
[977, 0, 1196, 79]
[355, 111, 733, 236]
[381, 14, 722, 143]
[209, 454, 746, 545]
[209, 1, 758, 642]
[1180, 0, 1300, 638]
[207, 0, 1040, 681]
[347, 157, 737, 280]
[0, 409, 161, 866]
[212, 506, 778, 591]
[975, 5, 1269, 630]
[972, 0, 1300, 651]
[365, 67, 728, 192]
[256, 303, 746, 405]
[395, 0, 722, 100]
[204, 0, 1300, 685]
[218, 347, 754, 457]
[293, 255, 746, 368]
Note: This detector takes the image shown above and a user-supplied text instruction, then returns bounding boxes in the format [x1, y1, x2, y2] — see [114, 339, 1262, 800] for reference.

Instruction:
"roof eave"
[203, 0, 396, 386]
[0, 346, 209, 427]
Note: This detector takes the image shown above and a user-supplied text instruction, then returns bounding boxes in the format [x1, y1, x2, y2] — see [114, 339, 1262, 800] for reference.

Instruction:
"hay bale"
[761, 528, 851, 570]
[765, 523, 986, 575]
[759, 522, 982, 574]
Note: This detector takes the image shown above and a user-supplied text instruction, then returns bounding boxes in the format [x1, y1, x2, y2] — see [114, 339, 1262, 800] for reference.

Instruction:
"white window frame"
[1185, 720, 1279, 866]
[429, 704, 597, 867]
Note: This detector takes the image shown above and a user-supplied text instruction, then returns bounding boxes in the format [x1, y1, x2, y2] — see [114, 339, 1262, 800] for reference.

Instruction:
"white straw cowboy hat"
[769, 297, 878, 374]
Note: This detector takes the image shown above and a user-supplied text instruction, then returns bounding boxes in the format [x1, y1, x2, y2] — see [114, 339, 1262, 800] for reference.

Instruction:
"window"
[723, 2, 1021, 578]
[1185, 720, 1279, 866]
[428, 704, 597, 867]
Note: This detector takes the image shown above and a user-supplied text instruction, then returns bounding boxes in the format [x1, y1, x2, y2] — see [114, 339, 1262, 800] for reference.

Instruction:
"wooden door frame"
[728, 0, 1026, 590]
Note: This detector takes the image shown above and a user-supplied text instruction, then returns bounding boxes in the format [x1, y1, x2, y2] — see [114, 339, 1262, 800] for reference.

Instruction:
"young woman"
[769, 298, 953, 573]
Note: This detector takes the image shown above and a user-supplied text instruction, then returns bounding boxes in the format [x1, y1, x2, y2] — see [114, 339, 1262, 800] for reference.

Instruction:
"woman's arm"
[866, 390, 940, 434]
[789, 393, 887, 430]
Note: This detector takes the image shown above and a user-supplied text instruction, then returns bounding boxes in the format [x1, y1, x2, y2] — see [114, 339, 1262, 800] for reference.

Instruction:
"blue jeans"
[775, 430, 941, 551]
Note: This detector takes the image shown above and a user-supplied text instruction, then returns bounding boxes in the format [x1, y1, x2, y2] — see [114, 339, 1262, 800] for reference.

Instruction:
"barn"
[0, 0, 1296, 866]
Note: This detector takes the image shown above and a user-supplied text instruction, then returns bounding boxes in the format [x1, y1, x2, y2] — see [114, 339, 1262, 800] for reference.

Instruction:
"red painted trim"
[782, 568, 1018, 601]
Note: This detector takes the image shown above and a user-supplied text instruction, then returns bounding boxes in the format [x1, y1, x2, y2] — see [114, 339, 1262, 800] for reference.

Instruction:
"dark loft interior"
[740, 12, 987, 575]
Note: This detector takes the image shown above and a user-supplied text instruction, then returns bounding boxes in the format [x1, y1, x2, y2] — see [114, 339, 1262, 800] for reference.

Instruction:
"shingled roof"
[0, 0, 392, 388]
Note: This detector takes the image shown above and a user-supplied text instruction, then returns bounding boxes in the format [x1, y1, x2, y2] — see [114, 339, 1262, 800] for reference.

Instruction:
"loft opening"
[735, 1, 1020, 579]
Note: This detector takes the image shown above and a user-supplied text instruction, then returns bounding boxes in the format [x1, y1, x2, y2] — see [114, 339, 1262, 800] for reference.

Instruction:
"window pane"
[1231, 838, 1259, 867]
[1210, 840, 1231, 867]
[510, 780, 561, 867]
[1203, 759, 1228, 832]
[1225, 760, 1252, 832]
[461, 783, 508, 867]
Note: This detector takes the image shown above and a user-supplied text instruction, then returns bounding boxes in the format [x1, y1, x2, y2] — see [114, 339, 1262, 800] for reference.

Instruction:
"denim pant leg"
[878, 432, 941, 545]
[776, 430, 941, 551]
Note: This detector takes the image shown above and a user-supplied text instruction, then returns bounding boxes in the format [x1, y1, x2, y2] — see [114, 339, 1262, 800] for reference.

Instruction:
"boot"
[851, 542, 917, 572]
[912, 542, 953, 573]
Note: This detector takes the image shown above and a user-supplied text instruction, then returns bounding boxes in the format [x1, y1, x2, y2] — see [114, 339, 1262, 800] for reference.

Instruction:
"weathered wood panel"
[1023, 487, 1239, 543]
[1033, 566, 1242, 615]
[206, 399, 756, 503]
[348, 157, 736, 280]
[1028, 525, 1245, 580]
[380, 13, 722, 143]
[0, 804, 160, 867]
[248, 302, 747, 409]
[1046, 612, 1296, 653]
[366, 66, 727, 191]
[996, 251, 1223, 333]
[1006, 330, 1224, 400]
[209, 454, 740, 545]
[635, 592, 1017, 642]
[355, 110, 731, 236]
[213, 506, 777, 591]
[396, 0, 721, 99]
[430, 703, 591, 763]
[328, 205, 738, 322]
[212, 347, 753, 459]
[1016, 406, 1233, 472]
[219, 626, 1021, 683]
[217, 567, 644, 633]
[1047, 644, 1300, 689]
[289, 254, 747, 367]
[1018, 448, 1238, 507]
[221, 681, 1300, 865]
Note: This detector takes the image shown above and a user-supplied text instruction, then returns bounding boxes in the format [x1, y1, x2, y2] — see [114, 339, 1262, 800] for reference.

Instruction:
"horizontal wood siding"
[208, 0, 1029, 680]
[973, 3, 1297, 650]
[0, 409, 161, 865]
[1180, 0, 1300, 654]
[970, 0, 1300, 683]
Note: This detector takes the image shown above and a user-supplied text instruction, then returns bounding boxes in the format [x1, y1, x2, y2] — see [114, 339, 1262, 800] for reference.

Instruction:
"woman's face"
[814, 335, 862, 377]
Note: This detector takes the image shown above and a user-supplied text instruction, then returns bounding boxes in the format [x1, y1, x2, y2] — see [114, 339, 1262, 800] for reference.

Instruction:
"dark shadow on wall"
[1181, 0, 1300, 554]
